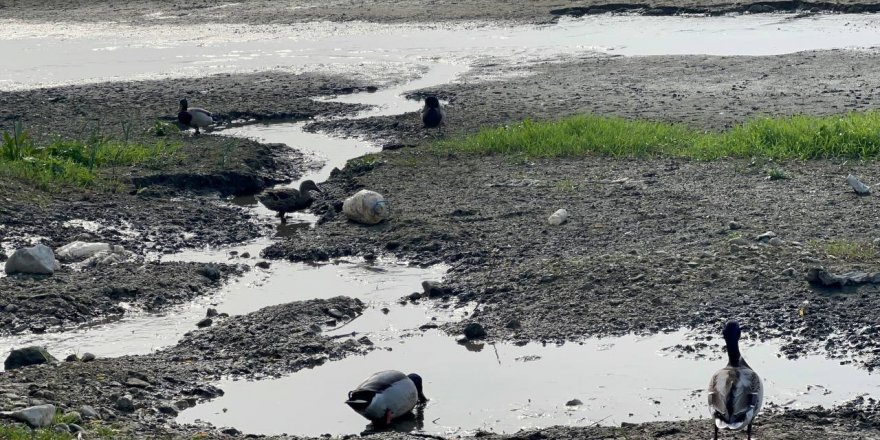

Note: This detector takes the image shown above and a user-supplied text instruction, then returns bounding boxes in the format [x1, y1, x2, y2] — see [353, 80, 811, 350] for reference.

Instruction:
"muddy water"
[4, 14, 880, 90]
[0, 256, 447, 364]
[178, 330, 880, 436]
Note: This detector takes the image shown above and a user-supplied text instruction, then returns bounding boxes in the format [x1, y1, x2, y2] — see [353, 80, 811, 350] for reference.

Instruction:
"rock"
[728, 237, 749, 247]
[63, 411, 82, 425]
[114, 395, 135, 412]
[78, 405, 100, 420]
[756, 231, 776, 242]
[125, 378, 151, 388]
[221, 427, 242, 436]
[408, 292, 423, 301]
[157, 404, 178, 416]
[806, 267, 880, 287]
[505, 319, 522, 330]
[239, 252, 251, 259]
[728, 221, 743, 230]
[325, 308, 344, 319]
[4, 244, 56, 275]
[81, 353, 96, 362]
[0, 404, 55, 428]
[53, 424, 70, 434]
[846, 174, 871, 195]
[198, 265, 221, 281]
[206, 308, 218, 318]
[69, 423, 84, 433]
[196, 318, 213, 328]
[422, 280, 450, 298]
[566, 399, 583, 406]
[255, 261, 271, 269]
[548, 208, 569, 226]
[342, 189, 389, 225]
[357, 336, 374, 346]
[464, 323, 487, 340]
[65, 354, 79, 362]
[768, 237, 784, 246]
[0, 251, 6, 262]
[781, 267, 797, 277]
[4, 346, 56, 370]
[55, 241, 113, 262]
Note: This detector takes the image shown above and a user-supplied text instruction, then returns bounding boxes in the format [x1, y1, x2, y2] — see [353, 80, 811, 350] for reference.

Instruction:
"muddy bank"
[0, 262, 240, 336]
[4, 0, 880, 25]
[312, 49, 880, 141]
[0, 297, 366, 437]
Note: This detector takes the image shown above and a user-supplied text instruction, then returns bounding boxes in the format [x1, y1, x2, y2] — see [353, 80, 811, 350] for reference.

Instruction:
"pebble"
[566, 399, 583, 406]
[728, 221, 743, 230]
[728, 237, 749, 247]
[769, 237, 784, 246]
[125, 378, 151, 388]
[196, 318, 213, 328]
[206, 308, 218, 318]
[114, 395, 135, 412]
[65, 354, 80, 362]
[157, 404, 178, 416]
[240, 252, 251, 259]
[81, 352, 96, 362]
[756, 231, 777, 242]
[255, 261, 271, 269]
[464, 323, 487, 340]
[79, 405, 100, 420]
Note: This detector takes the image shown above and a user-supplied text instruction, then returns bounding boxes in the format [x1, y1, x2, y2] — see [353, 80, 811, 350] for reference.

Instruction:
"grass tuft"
[0, 123, 182, 189]
[816, 240, 879, 262]
[439, 112, 880, 160]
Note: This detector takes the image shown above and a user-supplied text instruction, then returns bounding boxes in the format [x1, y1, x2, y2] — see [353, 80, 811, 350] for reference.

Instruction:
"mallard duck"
[421, 96, 444, 132]
[256, 180, 321, 223]
[345, 370, 427, 425]
[177, 98, 214, 134]
[708, 321, 763, 440]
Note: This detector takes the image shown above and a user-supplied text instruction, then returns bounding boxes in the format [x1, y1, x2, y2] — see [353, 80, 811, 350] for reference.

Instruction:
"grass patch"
[1, 122, 182, 189]
[439, 112, 880, 160]
[0, 424, 74, 440]
[815, 240, 879, 262]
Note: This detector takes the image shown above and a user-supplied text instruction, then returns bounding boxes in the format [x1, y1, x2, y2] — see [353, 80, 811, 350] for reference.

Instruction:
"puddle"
[0, 259, 447, 368]
[178, 330, 880, 436]
[4, 15, 880, 90]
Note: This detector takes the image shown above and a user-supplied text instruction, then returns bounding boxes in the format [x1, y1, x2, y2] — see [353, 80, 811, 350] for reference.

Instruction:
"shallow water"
[3, 14, 880, 90]
[178, 329, 880, 436]
[0, 258, 447, 366]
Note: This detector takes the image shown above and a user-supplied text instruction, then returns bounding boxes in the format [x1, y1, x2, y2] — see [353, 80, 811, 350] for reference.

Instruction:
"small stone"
[239, 252, 251, 259]
[566, 399, 583, 406]
[308, 324, 322, 333]
[68, 423, 84, 433]
[408, 292, 423, 301]
[781, 267, 797, 277]
[81, 352, 96, 362]
[206, 308, 218, 318]
[846, 174, 871, 195]
[79, 405, 100, 420]
[114, 396, 135, 412]
[325, 308, 344, 319]
[65, 354, 80, 362]
[769, 237, 783, 246]
[255, 261, 271, 269]
[4, 244, 57, 275]
[125, 378, 151, 388]
[728, 237, 749, 247]
[175, 400, 193, 410]
[463, 323, 487, 340]
[357, 336, 374, 346]
[422, 281, 449, 298]
[157, 404, 178, 416]
[63, 411, 82, 425]
[53, 424, 70, 434]
[756, 231, 777, 242]
[728, 221, 743, 230]
[381, 307, 390, 314]
[221, 427, 242, 436]
[548, 208, 569, 226]
[196, 318, 213, 328]
[198, 265, 221, 281]
[4, 346, 56, 370]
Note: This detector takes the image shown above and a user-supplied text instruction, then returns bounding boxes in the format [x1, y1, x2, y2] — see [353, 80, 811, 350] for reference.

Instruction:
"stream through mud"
[4, 12, 880, 436]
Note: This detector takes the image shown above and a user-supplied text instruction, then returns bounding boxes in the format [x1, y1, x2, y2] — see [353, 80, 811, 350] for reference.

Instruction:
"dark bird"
[421, 96, 444, 132]
[345, 370, 427, 426]
[177, 98, 214, 134]
[708, 321, 763, 440]
[256, 180, 321, 223]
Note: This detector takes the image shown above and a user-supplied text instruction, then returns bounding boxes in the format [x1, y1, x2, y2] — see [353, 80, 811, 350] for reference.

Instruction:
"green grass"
[816, 240, 878, 262]
[0, 124, 181, 189]
[0, 424, 74, 440]
[439, 112, 880, 160]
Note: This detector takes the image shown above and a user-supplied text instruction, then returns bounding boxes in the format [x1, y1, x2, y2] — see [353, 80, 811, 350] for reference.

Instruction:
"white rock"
[4, 244, 56, 275]
[342, 190, 389, 225]
[548, 209, 569, 226]
[1, 404, 55, 428]
[846, 174, 871, 195]
[56, 241, 113, 262]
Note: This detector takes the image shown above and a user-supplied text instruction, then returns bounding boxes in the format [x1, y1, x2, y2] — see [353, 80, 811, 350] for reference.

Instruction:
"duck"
[708, 321, 763, 440]
[421, 96, 445, 132]
[256, 180, 321, 223]
[345, 370, 427, 426]
[177, 98, 214, 134]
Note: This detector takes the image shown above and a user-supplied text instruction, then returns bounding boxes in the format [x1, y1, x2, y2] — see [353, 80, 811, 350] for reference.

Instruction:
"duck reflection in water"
[361, 404, 426, 434]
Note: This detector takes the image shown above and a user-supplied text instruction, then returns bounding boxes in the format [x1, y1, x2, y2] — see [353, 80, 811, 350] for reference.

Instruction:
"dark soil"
[5, 0, 880, 25]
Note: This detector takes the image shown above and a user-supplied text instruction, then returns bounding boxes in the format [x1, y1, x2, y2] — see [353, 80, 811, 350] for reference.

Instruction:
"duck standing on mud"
[708, 321, 763, 440]
[421, 96, 445, 133]
[256, 180, 321, 223]
[345, 370, 427, 426]
[177, 98, 214, 134]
